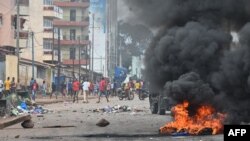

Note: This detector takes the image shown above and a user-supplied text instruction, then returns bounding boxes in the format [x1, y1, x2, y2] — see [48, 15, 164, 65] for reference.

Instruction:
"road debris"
[96, 118, 110, 127]
[21, 120, 34, 128]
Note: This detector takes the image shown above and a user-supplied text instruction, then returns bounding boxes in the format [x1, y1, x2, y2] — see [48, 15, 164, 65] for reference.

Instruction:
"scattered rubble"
[90, 105, 146, 114]
[96, 118, 110, 127]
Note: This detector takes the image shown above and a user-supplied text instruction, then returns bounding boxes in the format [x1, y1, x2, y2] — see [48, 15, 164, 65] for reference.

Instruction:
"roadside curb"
[35, 96, 97, 105]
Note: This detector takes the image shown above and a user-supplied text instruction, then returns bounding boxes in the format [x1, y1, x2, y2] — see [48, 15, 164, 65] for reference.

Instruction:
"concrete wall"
[0, 0, 15, 47]
[5, 55, 18, 80]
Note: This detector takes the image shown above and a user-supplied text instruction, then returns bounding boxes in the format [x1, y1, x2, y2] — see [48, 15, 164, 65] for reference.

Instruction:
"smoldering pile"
[124, 0, 250, 124]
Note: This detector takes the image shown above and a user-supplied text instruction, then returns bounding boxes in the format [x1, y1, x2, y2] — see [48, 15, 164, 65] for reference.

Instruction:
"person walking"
[67, 80, 73, 98]
[97, 77, 109, 103]
[4, 77, 11, 97]
[72, 78, 80, 103]
[82, 79, 90, 103]
[32, 80, 38, 101]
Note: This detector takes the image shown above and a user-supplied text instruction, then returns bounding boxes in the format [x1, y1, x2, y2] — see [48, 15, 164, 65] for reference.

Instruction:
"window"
[43, 0, 53, 5]
[70, 9, 76, 21]
[37, 67, 46, 79]
[70, 29, 76, 40]
[43, 18, 53, 28]
[0, 14, 2, 26]
[70, 48, 76, 59]
[43, 39, 53, 50]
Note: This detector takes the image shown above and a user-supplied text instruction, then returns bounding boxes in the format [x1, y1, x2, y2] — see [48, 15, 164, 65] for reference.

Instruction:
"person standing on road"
[72, 78, 80, 103]
[10, 77, 16, 93]
[4, 77, 11, 97]
[97, 77, 109, 103]
[16, 79, 22, 92]
[41, 80, 46, 97]
[67, 80, 73, 98]
[32, 80, 38, 101]
[82, 79, 90, 103]
[88, 80, 94, 96]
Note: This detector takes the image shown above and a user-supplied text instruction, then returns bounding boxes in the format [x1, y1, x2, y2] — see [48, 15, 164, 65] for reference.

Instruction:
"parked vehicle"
[117, 88, 135, 100]
[149, 91, 174, 115]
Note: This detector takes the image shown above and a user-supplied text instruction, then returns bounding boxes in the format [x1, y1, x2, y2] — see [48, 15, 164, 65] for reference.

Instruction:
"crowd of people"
[0, 77, 22, 99]
[61, 77, 112, 103]
[0, 76, 146, 104]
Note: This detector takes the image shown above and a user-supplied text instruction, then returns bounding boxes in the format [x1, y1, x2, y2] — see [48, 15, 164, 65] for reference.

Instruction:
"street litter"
[90, 105, 133, 113]
[2, 93, 50, 117]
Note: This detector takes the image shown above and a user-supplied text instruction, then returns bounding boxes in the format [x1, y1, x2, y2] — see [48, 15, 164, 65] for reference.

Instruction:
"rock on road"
[0, 96, 223, 141]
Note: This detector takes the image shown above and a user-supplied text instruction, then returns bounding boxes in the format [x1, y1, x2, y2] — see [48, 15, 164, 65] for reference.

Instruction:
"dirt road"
[0, 96, 223, 141]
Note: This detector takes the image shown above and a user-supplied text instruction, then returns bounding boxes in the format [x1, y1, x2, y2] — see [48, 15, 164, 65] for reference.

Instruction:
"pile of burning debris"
[159, 101, 226, 136]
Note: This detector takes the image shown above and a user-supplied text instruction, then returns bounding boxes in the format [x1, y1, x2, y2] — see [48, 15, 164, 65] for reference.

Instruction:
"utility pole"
[31, 32, 34, 79]
[91, 13, 95, 81]
[57, 28, 61, 98]
[16, 0, 20, 81]
[78, 37, 81, 81]
[72, 47, 75, 79]
[119, 38, 122, 67]
[52, 26, 54, 65]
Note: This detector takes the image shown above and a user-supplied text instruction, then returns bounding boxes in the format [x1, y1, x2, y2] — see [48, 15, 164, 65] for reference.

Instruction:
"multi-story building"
[106, 0, 118, 78]
[0, 0, 63, 88]
[53, 0, 90, 79]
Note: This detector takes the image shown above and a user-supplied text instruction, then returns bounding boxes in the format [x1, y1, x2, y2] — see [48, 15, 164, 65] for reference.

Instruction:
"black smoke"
[124, 0, 250, 123]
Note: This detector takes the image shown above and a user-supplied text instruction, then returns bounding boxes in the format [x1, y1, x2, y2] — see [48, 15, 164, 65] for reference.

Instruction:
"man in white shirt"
[82, 79, 90, 103]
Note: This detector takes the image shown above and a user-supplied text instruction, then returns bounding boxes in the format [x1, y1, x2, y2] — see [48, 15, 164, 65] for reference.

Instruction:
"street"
[0, 96, 223, 141]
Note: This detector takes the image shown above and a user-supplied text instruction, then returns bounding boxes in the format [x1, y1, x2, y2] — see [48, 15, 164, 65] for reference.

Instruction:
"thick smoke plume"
[124, 0, 250, 123]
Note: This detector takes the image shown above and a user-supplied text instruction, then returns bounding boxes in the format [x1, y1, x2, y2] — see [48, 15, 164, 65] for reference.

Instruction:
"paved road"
[0, 96, 223, 141]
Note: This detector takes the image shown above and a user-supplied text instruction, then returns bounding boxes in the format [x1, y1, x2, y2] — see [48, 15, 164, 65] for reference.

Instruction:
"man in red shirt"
[97, 77, 109, 103]
[72, 78, 80, 103]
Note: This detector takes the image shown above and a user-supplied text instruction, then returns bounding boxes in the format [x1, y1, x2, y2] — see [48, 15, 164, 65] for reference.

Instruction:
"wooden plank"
[0, 115, 31, 129]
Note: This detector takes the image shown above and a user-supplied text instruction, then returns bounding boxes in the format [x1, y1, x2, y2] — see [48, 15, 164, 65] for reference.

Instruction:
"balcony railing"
[17, 0, 29, 6]
[62, 16, 89, 22]
[53, 19, 89, 27]
[54, 0, 89, 8]
[44, 5, 63, 19]
[62, 35, 89, 40]
[63, 59, 89, 65]
[15, 30, 29, 39]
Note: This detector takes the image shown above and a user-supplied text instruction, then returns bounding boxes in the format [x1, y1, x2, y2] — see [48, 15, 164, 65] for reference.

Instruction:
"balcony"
[63, 59, 89, 65]
[53, 19, 89, 27]
[43, 27, 63, 39]
[54, 39, 90, 46]
[17, 0, 29, 16]
[15, 30, 29, 39]
[43, 50, 58, 63]
[43, 5, 63, 19]
[54, 0, 89, 8]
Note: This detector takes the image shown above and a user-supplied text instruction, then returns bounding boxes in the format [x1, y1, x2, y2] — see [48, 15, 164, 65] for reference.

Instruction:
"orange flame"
[160, 101, 226, 135]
